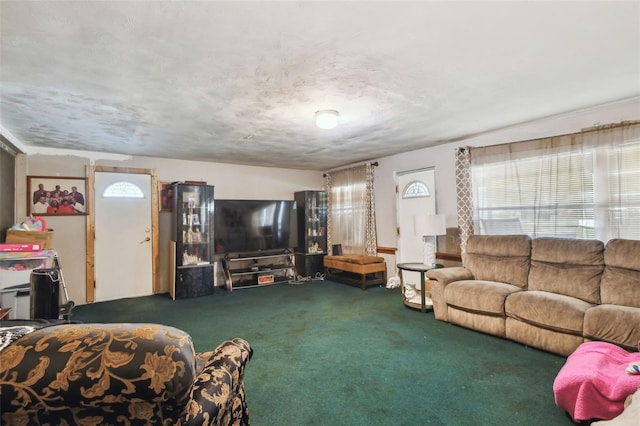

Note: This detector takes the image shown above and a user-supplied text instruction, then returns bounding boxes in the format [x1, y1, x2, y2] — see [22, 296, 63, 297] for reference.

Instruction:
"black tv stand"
[236, 248, 292, 259]
[221, 250, 295, 290]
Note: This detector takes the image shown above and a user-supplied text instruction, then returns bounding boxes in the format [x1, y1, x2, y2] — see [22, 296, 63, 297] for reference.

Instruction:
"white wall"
[16, 153, 324, 305]
[12, 96, 639, 302]
[372, 97, 640, 275]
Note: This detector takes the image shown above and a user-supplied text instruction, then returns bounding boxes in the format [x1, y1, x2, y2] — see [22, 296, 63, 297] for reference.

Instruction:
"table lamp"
[414, 214, 447, 268]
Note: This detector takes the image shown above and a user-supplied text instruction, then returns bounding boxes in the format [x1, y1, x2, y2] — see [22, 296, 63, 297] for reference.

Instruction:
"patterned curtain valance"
[455, 147, 473, 258]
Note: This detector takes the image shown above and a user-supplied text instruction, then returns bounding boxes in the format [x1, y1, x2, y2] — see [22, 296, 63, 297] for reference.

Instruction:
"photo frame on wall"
[159, 182, 174, 212]
[27, 176, 88, 216]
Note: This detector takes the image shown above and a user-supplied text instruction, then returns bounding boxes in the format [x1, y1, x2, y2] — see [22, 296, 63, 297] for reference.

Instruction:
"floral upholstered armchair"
[0, 322, 253, 425]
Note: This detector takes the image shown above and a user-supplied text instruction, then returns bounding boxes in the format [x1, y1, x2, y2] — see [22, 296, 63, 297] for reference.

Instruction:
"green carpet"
[73, 280, 572, 425]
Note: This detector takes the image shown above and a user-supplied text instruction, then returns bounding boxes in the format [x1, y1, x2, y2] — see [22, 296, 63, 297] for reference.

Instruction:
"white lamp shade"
[414, 214, 447, 236]
[315, 109, 339, 129]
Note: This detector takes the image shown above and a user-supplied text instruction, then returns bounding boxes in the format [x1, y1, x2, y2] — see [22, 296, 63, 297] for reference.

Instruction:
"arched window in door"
[402, 180, 430, 198]
[102, 181, 144, 198]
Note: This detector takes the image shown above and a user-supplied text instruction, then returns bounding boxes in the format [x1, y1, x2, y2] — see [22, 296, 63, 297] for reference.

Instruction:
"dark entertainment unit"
[294, 191, 327, 278]
[221, 250, 295, 290]
[214, 199, 298, 290]
[170, 183, 215, 299]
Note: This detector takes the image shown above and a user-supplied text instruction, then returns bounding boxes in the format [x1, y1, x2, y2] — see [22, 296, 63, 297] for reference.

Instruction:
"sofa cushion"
[0, 324, 253, 426]
[464, 234, 531, 288]
[506, 318, 585, 356]
[444, 280, 522, 316]
[505, 290, 593, 336]
[584, 304, 640, 351]
[601, 239, 640, 308]
[0, 323, 195, 424]
[528, 238, 604, 304]
[449, 308, 507, 337]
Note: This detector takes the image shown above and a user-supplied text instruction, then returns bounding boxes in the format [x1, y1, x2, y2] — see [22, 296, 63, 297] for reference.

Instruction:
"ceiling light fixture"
[315, 109, 339, 129]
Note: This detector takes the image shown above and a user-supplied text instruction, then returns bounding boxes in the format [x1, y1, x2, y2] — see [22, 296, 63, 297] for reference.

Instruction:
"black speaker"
[30, 268, 60, 319]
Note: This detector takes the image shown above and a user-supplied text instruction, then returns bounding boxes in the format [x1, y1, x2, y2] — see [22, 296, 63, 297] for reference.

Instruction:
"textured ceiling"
[1, 1, 639, 170]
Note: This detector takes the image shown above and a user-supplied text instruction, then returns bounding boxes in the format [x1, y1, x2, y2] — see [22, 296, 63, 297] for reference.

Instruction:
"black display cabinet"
[170, 183, 215, 299]
[294, 191, 327, 277]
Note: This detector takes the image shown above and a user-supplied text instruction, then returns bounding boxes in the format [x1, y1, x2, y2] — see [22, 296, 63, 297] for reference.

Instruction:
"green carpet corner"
[73, 280, 571, 425]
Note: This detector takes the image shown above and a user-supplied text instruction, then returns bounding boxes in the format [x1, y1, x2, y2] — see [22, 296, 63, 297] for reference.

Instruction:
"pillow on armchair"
[0, 323, 253, 425]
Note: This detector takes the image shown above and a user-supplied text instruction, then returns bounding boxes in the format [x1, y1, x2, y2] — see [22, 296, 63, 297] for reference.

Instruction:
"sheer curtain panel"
[469, 121, 639, 242]
[583, 122, 640, 241]
[325, 163, 377, 256]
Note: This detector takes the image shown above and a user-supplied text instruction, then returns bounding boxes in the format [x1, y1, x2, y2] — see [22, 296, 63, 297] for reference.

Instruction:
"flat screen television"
[214, 199, 298, 254]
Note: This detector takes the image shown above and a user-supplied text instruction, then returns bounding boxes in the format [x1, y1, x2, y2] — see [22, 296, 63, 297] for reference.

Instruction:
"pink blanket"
[553, 341, 640, 422]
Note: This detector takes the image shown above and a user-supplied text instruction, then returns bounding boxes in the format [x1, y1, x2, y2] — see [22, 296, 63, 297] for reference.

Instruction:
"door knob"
[140, 237, 151, 244]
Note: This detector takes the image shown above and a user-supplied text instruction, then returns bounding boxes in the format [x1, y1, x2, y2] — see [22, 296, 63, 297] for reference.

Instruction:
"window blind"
[607, 140, 640, 239]
[471, 121, 639, 242]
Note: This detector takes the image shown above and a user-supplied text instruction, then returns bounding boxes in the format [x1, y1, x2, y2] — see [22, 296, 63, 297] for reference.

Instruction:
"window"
[329, 181, 367, 252]
[103, 181, 144, 198]
[325, 163, 377, 255]
[402, 180, 430, 198]
[606, 141, 640, 239]
[473, 150, 595, 239]
[471, 122, 639, 241]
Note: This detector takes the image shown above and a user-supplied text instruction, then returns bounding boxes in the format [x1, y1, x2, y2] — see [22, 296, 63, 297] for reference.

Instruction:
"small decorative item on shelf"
[182, 250, 206, 266]
[308, 242, 320, 253]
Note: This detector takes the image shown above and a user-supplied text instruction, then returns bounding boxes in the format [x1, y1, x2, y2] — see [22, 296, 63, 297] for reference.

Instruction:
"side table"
[397, 262, 431, 313]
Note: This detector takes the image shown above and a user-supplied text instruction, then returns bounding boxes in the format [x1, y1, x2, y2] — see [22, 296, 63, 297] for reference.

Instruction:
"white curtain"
[325, 163, 377, 255]
[469, 121, 640, 242]
[582, 122, 640, 241]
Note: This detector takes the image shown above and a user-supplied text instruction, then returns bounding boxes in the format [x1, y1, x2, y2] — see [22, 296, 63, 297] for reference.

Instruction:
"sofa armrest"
[426, 267, 474, 321]
[181, 338, 253, 426]
[427, 267, 473, 285]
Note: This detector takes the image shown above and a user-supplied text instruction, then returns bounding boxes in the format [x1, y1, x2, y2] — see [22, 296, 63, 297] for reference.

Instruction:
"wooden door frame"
[85, 166, 160, 303]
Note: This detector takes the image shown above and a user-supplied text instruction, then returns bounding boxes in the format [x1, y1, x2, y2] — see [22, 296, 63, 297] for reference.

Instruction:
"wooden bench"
[323, 254, 387, 290]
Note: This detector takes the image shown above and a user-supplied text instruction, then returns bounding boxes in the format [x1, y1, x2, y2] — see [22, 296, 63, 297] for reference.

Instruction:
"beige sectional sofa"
[426, 235, 640, 356]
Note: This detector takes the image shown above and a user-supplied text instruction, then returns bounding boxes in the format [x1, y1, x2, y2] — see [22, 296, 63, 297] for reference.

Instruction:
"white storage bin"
[0, 283, 30, 319]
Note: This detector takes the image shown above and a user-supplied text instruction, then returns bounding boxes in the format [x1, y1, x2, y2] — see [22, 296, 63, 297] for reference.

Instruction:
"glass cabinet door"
[304, 191, 327, 254]
[294, 191, 327, 277]
[172, 183, 214, 266]
[171, 183, 215, 299]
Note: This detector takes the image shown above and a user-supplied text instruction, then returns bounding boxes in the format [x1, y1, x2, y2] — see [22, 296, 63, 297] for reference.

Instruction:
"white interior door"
[397, 169, 436, 287]
[94, 172, 153, 302]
